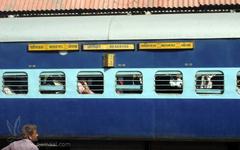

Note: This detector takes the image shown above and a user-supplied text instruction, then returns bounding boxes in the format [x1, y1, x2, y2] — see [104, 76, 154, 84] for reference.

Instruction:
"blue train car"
[0, 12, 240, 145]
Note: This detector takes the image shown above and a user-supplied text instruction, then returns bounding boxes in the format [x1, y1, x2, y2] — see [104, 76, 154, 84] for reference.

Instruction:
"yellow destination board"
[83, 44, 135, 50]
[139, 42, 194, 50]
[28, 43, 79, 51]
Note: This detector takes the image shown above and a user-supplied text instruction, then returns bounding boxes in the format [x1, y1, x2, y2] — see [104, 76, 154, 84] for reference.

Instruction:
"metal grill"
[237, 73, 240, 92]
[77, 72, 104, 94]
[116, 72, 143, 94]
[3, 72, 28, 94]
[155, 71, 183, 94]
[40, 72, 66, 94]
[195, 71, 224, 94]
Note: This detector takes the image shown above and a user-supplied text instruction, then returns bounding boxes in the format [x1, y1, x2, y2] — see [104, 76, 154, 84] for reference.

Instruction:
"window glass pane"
[40, 72, 65, 94]
[116, 72, 143, 94]
[155, 71, 183, 94]
[195, 71, 224, 94]
[3, 72, 28, 95]
[77, 71, 103, 94]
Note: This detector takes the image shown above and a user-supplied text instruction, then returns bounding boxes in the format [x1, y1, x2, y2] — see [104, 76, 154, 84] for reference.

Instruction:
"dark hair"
[22, 124, 37, 139]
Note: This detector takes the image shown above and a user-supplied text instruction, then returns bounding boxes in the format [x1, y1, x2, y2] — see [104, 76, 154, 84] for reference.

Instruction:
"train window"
[195, 71, 224, 94]
[77, 71, 104, 94]
[155, 71, 183, 94]
[116, 71, 143, 94]
[237, 72, 240, 94]
[39, 72, 65, 94]
[2, 72, 28, 95]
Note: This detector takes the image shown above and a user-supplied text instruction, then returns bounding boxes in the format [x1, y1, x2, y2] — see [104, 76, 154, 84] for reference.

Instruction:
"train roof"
[0, 13, 240, 42]
[1, 0, 239, 12]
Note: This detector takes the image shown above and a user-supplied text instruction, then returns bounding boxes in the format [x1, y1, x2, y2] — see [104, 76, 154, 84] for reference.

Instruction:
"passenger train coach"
[0, 12, 240, 143]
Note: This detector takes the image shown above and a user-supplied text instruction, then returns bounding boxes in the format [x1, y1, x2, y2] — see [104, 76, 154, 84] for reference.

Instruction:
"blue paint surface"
[1, 39, 240, 139]
[0, 39, 240, 69]
[1, 99, 240, 139]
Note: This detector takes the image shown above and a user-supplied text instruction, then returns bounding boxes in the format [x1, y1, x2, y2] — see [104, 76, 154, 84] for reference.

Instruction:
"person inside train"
[78, 80, 94, 94]
[200, 75, 207, 89]
[169, 75, 182, 88]
[1, 124, 39, 150]
[206, 74, 215, 89]
[52, 79, 65, 94]
[3, 86, 14, 95]
[116, 77, 124, 94]
[53, 80, 63, 86]
[200, 74, 215, 89]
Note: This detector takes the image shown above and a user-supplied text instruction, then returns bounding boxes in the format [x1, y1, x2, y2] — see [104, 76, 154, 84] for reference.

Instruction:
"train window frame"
[77, 71, 104, 94]
[115, 71, 143, 94]
[237, 72, 240, 94]
[155, 71, 183, 94]
[2, 72, 28, 95]
[195, 71, 224, 94]
[39, 71, 66, 94]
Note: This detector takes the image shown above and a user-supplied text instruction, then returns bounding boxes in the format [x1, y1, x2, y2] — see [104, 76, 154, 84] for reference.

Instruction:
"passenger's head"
[53, 80, 62, 86]
[78, 81, 85, 94]
[22, 124, 38, 142]
[176, 74, 181, 79]
[3, 86, 14, 95]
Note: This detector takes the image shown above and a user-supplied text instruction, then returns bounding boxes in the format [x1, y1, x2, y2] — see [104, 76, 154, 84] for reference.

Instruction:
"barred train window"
[155, 71, 183, 94]
[77, 72, 104, 94]
[237, 72, 240, 94]
[116, 72, 143, 94]
[195, 71, 224, 94]
[40, 72, 65, 94]
[2, 72, 28, 95]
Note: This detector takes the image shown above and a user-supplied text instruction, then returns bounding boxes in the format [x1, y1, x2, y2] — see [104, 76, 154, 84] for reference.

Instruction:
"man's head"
[22, 124, 38, 142]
